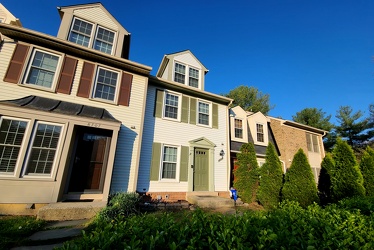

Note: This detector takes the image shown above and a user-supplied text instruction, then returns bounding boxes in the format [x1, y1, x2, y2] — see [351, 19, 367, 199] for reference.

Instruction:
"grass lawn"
[0, 215, 46, 249]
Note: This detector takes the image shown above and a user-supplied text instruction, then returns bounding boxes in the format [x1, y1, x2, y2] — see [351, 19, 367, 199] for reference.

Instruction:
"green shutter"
[150, 142, 161, 181]
[212, 103, 218, 129]
[154, 90, 164, 118]
[181, 96, 189, 123]
[180, 146, 189, 181]
[190, 98, 196, 125]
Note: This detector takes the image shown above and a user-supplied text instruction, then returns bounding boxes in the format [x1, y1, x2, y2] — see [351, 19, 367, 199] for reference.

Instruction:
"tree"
[335, 106, 370, 151]
[318, 154, 334, 205]
[225, 85, 274, 115]
[257, 143, 283, 209]
[282, 149, 319, 207]
[330, 138, 365, 201]
[359, 147, 374, 196]
[233, 143, 259, 203]
[292, 108, 334, 131]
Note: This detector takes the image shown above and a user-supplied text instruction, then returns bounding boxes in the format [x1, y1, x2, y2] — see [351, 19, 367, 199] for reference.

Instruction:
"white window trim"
[256, 122, 266, 145]
[0, 116, 30, 178]
[162, 90, 182, 122]
[93, 25, 117, 55]
[306, 133, 320, 153]
[230, 116, 247, 143]
[22, 48, 62, 92]
[91, 66, 121, 104]
[21, 121, 64, 179]
[234, 118, 244, 139]
[69, 17, 117, 55]
[197, 99, 212, 128]
[159, 144, 180, 182]
[173, 61, 201, 89]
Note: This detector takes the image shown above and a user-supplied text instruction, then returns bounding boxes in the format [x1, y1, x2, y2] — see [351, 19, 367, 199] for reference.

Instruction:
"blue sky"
[3, 0, 373, 124]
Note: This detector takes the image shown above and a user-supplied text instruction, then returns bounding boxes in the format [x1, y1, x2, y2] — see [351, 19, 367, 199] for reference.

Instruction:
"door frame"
[188, 137, 216, 192]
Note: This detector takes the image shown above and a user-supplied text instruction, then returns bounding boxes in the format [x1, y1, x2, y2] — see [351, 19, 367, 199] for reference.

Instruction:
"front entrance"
[193, 148, 209, 191]
[67, 127, 112, 193]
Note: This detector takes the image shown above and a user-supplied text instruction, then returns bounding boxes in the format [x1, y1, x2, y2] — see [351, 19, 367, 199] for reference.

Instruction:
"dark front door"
[193, 148, 209, 191]
[68, 127, 111, 193]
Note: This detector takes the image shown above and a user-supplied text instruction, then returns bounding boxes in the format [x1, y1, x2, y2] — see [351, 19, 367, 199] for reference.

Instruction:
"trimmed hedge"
[282, 148, 318, 207]
[318, 154, 334, 205]
[360, 147, 374, 196]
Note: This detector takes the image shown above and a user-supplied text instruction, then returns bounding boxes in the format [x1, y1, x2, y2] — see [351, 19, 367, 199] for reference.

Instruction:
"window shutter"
[4, 44, 30, 83]
[154, 89, 164, 118]
[118, 72, 133, 106]
[181, 96, 189, 123]
[150, 142, 161, 181]
[180, 146, 189, 182]
[56, 56, 77, 94]
[212, 103, 218, 129]
[77, 62, 95, 98]
[190, 98, 196, 125]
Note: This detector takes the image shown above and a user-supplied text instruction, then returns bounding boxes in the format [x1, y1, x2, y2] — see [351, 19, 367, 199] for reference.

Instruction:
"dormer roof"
[57, 2, 129, 35]
[156, 50, 208, 77]
[0, 3, 22, 27]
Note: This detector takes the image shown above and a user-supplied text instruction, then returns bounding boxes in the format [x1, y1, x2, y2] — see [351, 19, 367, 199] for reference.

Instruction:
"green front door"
[193, 148, 209, 191]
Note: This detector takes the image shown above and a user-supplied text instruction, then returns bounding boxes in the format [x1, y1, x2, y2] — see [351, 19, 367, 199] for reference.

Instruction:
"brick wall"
[270, 119, 308, 169]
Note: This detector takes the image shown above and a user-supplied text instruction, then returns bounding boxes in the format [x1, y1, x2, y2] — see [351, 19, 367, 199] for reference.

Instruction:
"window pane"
[162, 146, 177, 179]
[189, 68, 199, 87]
[164, 93, 179, 119]
[234, 119, 243, 138]
[256, 124, 264, 142]
[25, 123, 61, 175]
[26, 51, 59, 88]
[198, 102, 209, 125]
[94, 27, 115, 54]
[174, 63, 185, 83]
[69, 18, 92, 47]
[94, 68, 118, 101]
[0, 119, 27, 173]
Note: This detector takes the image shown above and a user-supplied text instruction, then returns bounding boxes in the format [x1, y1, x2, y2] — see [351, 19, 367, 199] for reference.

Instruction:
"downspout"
[226, 100, 234, 191]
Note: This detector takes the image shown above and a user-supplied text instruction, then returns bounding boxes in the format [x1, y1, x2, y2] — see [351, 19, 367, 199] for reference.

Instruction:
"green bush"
[96, 192, 140, 222]
[233, 143, 259, 203]
[61, 202, 374, 249]
[337, 196, 374, 216]
[331, 138, 365, 201]
[282, 149, 319, 207]
[318, 154, 334, 205]
[257, 143, 283, 209]
[360, 146, 374, 196]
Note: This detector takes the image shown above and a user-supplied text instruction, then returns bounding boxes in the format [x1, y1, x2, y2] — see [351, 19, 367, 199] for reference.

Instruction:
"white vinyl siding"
[138, 85, 229, 192]
[0, 42, 149, 192]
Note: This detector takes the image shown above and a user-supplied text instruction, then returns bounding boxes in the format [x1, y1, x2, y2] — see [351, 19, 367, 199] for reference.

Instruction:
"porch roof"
[0, 95, 121, 123]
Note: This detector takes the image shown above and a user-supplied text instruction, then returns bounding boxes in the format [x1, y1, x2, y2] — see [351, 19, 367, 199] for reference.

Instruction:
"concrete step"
[187, 195, 235, 209]
[37, 201, 106, 221]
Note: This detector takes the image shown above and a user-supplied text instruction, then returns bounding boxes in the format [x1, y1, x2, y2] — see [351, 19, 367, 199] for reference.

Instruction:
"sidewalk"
[11, 219, 89, 250]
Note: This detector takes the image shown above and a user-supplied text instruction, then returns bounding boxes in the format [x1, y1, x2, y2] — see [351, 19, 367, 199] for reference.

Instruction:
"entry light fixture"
[220, 150, 225, 157]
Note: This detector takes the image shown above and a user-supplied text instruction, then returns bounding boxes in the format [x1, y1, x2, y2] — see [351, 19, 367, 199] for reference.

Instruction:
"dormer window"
[173, 62, 200, 88]
[234, 119, 243, 139]
[256, 123, 264, 143]
[68, 17, 115, 55]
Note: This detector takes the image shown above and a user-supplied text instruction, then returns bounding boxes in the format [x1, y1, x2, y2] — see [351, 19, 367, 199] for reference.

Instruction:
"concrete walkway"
[11, 220, 88, 250]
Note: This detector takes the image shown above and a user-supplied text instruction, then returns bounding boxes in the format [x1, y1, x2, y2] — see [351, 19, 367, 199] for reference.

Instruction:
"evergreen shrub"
[359, 146, 374, 196]
[282, 149, 318, 207]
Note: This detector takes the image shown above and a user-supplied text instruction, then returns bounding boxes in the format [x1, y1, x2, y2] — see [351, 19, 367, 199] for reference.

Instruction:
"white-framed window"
[93, 67, 119, 102]
[234, 119, 243, 139]
[24, 49, 61, 89]
[198, 101, 210, 126]
[161, 145, 179, 180]
[256, 123, 264, 143]
[68, 17, 116, 55]
[306, 133, 320, 153]
[23, 122, 63, 176]
[93, 26, 115, 54]
[164, 92, 180, 120]
[173, 62, 200, 88]
[69, 17, 93, 47]
[0, 117, 29, 175]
